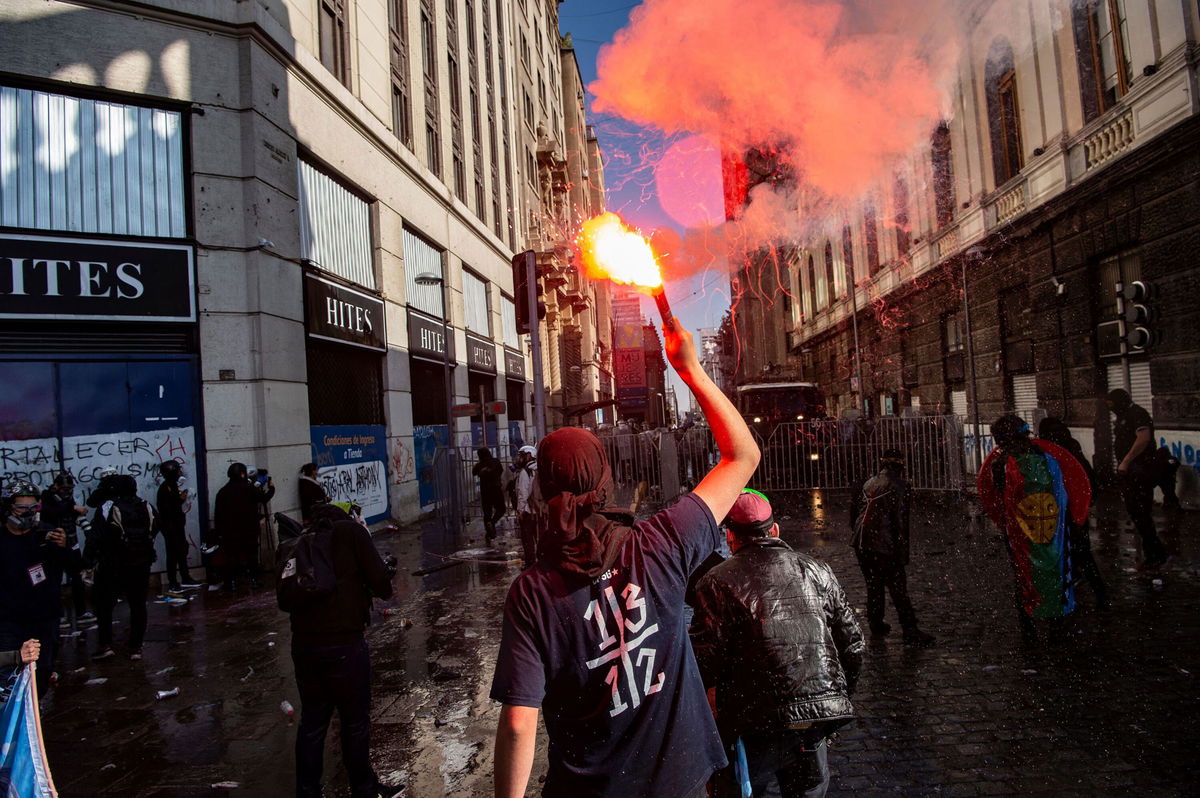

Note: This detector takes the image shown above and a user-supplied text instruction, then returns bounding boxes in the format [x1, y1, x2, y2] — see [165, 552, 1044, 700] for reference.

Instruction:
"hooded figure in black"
[40, 472, 91, 622]
[157, 460, 197, 592]
[214, 462, 269, 590]
[473, 448, 506, 542]
[88, 474, 157, 662]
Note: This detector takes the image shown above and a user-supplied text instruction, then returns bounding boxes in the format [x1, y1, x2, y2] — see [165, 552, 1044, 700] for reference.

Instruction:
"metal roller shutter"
[1010, 373, 1039, 424]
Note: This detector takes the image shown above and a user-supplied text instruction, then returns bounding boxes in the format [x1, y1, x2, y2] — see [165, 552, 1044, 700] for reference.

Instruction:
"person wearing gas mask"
[88, 475, 158, 662]
[157, 460, 200, 595]
[215, 462, 272, 590]
[0, 480, 80, 695]
[40, 472, 94, 628]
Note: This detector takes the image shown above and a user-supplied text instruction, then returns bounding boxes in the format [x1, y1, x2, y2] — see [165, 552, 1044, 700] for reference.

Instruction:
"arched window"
[931, 122, 955, 228]
[1072, 0, 1131, 121]
[824, 241, 836, 304]
[985, 39, 1023, 185]
[807, 254, 818, 318]
[893, 174, 911, 256]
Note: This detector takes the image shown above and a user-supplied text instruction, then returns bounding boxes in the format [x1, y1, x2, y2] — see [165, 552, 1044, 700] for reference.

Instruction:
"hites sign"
[0, 234, 195, 322]
[304, 273, 387, 352]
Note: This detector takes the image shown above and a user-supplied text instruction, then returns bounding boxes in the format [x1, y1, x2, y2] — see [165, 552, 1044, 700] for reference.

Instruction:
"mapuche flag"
[0, 665, 57, 797]
[978, 438, 1091, 619]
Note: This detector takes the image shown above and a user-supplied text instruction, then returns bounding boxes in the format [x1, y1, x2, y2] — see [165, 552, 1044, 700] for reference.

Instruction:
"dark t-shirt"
[0, 524, 75, 624]
[1114, 403, 1155, 464]
[491, 493, 727, 797]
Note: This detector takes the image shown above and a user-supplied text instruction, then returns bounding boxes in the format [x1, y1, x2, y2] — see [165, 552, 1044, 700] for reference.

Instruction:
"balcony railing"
[1084, 111, 1134, 170]
[994, 183, 1027, 225]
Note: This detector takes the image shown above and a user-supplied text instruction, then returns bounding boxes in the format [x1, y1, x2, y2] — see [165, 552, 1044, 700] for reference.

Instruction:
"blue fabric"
[1043, 451, 1075, 615]
[734, 738, 753, 798]
[491, 493, 727, 797]
[0, 665, 56, 797]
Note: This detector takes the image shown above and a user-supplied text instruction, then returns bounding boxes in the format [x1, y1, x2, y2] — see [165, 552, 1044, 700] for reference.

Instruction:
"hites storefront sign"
[0, 234, 195, 321]
[304, 273, 386, 351]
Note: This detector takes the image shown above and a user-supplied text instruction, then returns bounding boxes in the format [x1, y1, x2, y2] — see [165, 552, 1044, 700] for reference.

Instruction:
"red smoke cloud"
[591, 0, 960, 205]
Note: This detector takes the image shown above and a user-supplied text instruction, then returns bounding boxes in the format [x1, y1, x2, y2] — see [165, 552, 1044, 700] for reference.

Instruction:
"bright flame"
[578, 212, 663, 291]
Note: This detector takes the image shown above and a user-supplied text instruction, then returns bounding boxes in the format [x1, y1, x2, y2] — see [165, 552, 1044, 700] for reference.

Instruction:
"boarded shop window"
[506, 378, 526, 421]
[403, 229, 445, 318]
[298, 160, 374, 289]
[0, 86, 185, 237]
[410, 357, 449, 426]
[463, 270, 490, 335]
[306, 340, 384, 426]
[501, 295, 520, 348]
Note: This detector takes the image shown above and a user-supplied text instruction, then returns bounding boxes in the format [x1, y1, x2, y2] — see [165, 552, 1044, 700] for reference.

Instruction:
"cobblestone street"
[39, 490, 1199, 797]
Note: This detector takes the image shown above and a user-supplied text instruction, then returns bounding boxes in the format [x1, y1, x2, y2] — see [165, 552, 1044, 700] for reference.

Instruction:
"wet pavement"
[37, 489, 1200, 797]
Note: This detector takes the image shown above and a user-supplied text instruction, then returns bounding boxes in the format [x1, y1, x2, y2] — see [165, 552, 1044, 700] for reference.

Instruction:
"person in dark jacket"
[40, 472, 93, 626]
[1037, 417, 1108, 610]
[88, 474, 158, 662]
[287, 503, 397, 798]
[214, 462, 272, 590]
[1105, 389, 1169, 569]
[849, 450, 936, 646]
[0, 480, 80, 696]
[473, 448, 506, 542]
[157, 460, 198, 594]
[690, 489, 864, 798]
[297, 462, 329, 523]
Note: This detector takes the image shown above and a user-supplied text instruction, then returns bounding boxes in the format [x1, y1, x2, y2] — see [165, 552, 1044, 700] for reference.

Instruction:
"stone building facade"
[0, 0, 604, 554]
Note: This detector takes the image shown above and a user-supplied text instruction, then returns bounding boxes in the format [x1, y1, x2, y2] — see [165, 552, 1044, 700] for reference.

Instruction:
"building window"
[931, 122, 955, 228]
[841, 225, 855, 289]
[823, 241, 837, 304]
[421, 2, 442, 176]
[389, 0, 413, 148]
[319, 0, 351, 87]
[1073, 0, 1131, 121]
[297, 160, 374, 289]
[501, 295, 520, 348]
[463, 269, 491, 335]
[986, 39, 1023, 186]
[806, 254, 818, 318]
[944, 311, 964, 353]
[864, 203, 881, 276]
[403, 228, 446, 318]
[893, 174, 911, 257]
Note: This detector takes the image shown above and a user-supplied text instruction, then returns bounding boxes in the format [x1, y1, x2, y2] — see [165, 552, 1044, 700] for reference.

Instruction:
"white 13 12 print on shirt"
[584, 582, 665, 716]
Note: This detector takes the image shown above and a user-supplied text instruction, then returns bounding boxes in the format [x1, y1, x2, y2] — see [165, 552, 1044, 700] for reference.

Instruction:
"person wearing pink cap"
[690, 488, 864, 798]
[491, 320, 760, 798]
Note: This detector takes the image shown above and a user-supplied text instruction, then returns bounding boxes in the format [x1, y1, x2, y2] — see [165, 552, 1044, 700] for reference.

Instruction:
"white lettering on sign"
[472, 347, 494, 368]
[325, 296, 374, 334]
[0, 257, 146, 299]
[419, 327, 445, 353]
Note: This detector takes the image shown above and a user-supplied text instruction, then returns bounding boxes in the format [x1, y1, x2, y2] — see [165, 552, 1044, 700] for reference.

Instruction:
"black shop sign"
[407, 310, 456, 362]
[504, 349, 526, 381]
[0, 233, 195, 322]
[304, 274, 386, 352]
[466, 334, 497, 374]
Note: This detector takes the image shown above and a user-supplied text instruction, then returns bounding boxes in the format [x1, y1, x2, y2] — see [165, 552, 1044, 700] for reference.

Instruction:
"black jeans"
[1120, 474, 1167, 561]
[713, 733, 830, 798]
[292, 637, 378, 798]
[94, 560, 151, 649]
[161, 521, 193, 586]
[855, 551, 918, 631]
[0, 616, 59, 698]
[481, 491, 505, 538]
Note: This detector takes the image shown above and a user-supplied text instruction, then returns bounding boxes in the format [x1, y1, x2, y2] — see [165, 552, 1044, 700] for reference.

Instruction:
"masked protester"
[691, 489, 864, 798]
[1105, 389, 1169, 569]
[491, 321, 760, 798]
[0, 481, 80, 695]
[849, 449, 935, 646]
[977, 415, 1091, 641]
[157, 460, 199, 594]
[88, 475, 158, 662]
[215, 462, 269, 590]
[40, 472, 94, 627]
[473, 448, 506, 542]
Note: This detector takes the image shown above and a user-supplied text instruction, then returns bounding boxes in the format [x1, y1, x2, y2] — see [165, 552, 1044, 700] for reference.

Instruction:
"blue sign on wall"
[310, 425, 390, 523]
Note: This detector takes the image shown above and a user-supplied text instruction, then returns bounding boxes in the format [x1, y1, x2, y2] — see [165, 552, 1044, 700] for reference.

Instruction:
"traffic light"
[511, 249, 545, 335]
[1120, 280, 1152, 351]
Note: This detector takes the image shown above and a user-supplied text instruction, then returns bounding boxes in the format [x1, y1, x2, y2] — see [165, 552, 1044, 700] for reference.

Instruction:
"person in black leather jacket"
[690, 489, 864, 798]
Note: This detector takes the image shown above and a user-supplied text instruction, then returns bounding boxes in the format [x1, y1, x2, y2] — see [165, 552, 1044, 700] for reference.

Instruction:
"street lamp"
[415, 270, 459, 527]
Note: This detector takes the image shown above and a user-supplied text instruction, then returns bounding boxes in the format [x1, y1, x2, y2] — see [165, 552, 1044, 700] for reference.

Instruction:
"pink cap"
[725, 489, 772, 526]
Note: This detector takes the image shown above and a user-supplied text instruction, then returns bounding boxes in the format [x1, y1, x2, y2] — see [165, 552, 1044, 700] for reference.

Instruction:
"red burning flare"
[577, 212, 676, 330]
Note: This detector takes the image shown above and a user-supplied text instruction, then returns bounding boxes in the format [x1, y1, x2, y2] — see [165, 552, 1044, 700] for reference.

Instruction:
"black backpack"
[275, 513, 337, 613]
[109, 495, 157, 563]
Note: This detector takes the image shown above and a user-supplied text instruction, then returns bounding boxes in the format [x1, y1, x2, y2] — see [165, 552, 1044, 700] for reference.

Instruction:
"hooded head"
[159, 460, 182, 483]
[881, 448, 905, 473]
[477, 447, 494, 461]
[1037, 417, 1071, 447]
[299, 462, 318, 478]
[991, 414, 1031, 448]
[115, 474, 139, 498]
[227, 462, 248, 481]
[536, 427, 629, 578]
[1105, 388, 1132, 413]
[4, 480, 41, 531]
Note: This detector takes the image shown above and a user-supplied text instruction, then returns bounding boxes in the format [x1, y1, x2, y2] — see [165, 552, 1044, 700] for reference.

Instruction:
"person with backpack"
[0, 480, 80, 696]
[157, 460, 199, 595]
[277, 503, 399, 798]
[87, 474, 157, 662]
[849, 449, 936, 646]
